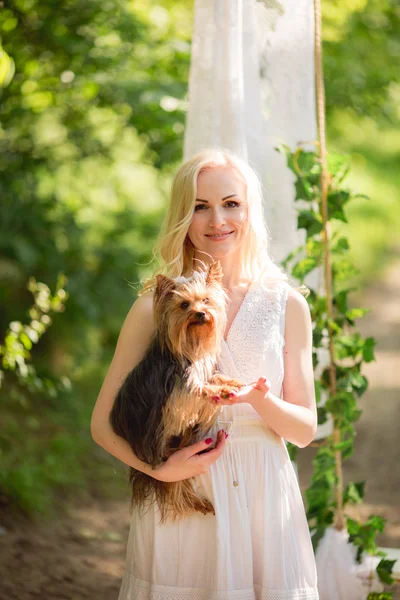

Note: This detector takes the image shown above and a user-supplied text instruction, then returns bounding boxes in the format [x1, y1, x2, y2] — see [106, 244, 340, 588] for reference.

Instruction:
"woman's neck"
[192, 251, 249, 290]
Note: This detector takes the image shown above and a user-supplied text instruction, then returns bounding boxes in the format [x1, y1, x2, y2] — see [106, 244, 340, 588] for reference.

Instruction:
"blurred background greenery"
[0, 0, 399, 516]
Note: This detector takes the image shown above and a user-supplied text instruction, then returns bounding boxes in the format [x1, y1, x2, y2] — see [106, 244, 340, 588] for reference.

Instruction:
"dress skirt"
[117, 416, 319, 600]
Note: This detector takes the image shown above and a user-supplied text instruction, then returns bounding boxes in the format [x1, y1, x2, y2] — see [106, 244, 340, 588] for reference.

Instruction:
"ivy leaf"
[311, 525, 328, 553]
[297, 210, 323, 239]
[327, 152, 351, 184]
[343, 481, 365, 505]
[317, 406, 328, 424]
[376, 559, 397, 585]
[292, 257, 318, 280]
[314, 380, 321, 404]
[326, 391, 359, 422]
[328, 190, 351, 222]
[349, 372, 368, 397]
[334, 287, 358, 314]
[331, 236, 349, 254]
[367, 593, 393, 600]
[287, 442, 298, 462]
[345, 307, 369, 323]
[347, 517, 361, 536]
[333, 439, 354, 453]
[335, 333, 363, 359]
[295, 177, 314, 201]
[332, 258, 360, 281]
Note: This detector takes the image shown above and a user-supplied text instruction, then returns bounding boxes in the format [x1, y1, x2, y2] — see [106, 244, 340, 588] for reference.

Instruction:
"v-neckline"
[223, 279, 256, 344]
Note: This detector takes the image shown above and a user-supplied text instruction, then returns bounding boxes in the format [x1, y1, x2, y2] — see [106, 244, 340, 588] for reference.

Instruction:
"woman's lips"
[205, 231, 234, 242]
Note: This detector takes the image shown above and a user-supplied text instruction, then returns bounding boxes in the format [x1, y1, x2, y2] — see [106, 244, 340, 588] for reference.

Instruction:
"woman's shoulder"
[286, 285, 311, 326]
[122, 290, 155, 338]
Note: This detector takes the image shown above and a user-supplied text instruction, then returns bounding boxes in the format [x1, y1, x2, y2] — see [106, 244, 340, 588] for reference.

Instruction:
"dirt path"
[0, 498, 129, 600]
[1, 249, 399, 599]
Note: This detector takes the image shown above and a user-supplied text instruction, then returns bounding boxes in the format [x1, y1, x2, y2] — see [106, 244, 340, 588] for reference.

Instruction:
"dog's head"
[154, 261, 227, 361]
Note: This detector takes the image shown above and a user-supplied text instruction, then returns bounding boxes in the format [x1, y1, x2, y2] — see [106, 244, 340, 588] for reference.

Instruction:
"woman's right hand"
[153, 429, 227, 483]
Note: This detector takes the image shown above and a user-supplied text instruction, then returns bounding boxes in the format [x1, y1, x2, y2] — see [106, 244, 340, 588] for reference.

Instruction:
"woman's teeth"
[206, 231, 234, 240]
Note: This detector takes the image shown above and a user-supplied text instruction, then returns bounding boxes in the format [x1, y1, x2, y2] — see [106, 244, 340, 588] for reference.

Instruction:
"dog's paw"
[218, 386, 238, 400]
[201, 384, 224, 402]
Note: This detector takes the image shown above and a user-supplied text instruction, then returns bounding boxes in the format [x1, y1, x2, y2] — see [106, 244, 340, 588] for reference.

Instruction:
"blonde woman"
[91, 148, 319, 599]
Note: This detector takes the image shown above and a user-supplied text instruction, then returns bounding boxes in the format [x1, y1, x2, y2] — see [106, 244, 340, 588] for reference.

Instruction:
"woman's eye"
[194, 202, 239, 212]
[180, 301, 190, 310]
[203, 298, 210, 304]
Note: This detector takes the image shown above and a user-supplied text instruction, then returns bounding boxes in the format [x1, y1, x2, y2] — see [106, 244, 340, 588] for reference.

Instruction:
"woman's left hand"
[216, 377, 271, 406]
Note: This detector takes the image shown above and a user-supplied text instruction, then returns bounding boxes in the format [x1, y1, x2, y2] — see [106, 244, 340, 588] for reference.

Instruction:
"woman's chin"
[198, 246, 233, 261]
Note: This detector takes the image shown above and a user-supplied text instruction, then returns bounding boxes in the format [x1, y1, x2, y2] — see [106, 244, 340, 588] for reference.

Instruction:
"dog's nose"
[195, 311, 206, 319]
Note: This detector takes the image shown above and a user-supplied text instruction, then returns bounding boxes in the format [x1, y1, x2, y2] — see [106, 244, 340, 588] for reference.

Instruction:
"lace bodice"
[217, 278, 289, 421]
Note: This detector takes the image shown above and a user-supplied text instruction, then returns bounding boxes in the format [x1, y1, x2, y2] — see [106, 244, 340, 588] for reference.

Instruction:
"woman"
[91, 148, 319, 599]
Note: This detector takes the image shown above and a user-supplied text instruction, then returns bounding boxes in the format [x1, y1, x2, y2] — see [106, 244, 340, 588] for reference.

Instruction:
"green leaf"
[292, 257, 318, 280]
[317, 406, 328, 424]
[297, 210, 323, 239]
[314, 380, 321, 404]
[343, 481, 365, 505]
[376, 558, 396, 585]
[331, 236, 349, 254]
[332, 258, 360, 280]
[363, 338, 376, 363]
[345, 307, 369, 322]
[295, 177, 315, 201]
[287, 442, 298, 462]
[19, 332, 32, 350]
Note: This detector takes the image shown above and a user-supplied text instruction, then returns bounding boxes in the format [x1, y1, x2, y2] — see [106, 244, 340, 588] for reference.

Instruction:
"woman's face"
[187, 166, 249, 260]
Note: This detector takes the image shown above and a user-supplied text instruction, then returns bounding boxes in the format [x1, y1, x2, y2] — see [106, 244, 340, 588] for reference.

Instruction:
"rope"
[313, 0, 345, 531]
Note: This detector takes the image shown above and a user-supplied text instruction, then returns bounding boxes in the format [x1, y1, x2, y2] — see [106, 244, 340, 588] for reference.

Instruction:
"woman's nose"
[208, 208, 226, 227]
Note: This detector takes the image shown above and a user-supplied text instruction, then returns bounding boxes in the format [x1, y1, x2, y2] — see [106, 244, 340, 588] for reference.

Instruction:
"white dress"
[118, 279, 319, 600]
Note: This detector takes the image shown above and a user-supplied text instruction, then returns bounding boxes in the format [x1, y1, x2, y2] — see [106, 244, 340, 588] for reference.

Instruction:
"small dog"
[109, 261, 244, 523]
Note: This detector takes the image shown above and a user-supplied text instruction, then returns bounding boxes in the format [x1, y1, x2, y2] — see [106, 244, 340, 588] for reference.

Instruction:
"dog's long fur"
[109, 262, 244, 524]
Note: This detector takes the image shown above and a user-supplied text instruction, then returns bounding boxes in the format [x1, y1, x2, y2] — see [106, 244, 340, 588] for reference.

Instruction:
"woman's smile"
[205, 230, 235, 241]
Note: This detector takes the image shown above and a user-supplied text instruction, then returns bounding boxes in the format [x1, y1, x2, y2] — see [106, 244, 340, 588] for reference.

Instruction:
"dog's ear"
[206, 261, 223, 287]
[154, 275, 176, 304]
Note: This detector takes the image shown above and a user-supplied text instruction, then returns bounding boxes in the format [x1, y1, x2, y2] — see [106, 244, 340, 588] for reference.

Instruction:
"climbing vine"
[278, 143, 397, 598]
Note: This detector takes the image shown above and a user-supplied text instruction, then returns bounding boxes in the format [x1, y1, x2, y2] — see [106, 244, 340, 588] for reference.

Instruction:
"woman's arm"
[251, 288, 317, 447]
[90, 292, 159, 472]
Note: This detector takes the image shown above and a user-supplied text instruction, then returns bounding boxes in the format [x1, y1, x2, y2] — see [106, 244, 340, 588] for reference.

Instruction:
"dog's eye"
[180, 301, 190, 310]
[203, 298, 210, 304]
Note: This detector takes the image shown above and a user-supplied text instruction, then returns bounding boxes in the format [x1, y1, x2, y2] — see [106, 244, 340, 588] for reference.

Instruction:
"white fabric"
[118, 279, 319, 600]
[315, 527, 384, 600]
[183, 0, 317, 269]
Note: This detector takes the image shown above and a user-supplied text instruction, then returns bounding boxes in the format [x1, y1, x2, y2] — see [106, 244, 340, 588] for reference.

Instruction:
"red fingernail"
[212, 395, 219, 400]
[229, 392, 236, 397]
[205, 438, 213, 445]
[261, 377, 266, 383]
[224, 432, 229, 439]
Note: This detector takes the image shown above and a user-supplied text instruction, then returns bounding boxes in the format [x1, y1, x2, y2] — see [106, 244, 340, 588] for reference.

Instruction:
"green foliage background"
[0, 0, 399, 514]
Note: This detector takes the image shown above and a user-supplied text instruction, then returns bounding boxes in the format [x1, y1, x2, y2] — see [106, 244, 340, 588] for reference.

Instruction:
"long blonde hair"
[139, 147, 290, 295]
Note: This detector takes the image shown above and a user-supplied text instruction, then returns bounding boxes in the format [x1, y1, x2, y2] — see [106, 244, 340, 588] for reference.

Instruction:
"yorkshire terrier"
[109, 261, 244, 523]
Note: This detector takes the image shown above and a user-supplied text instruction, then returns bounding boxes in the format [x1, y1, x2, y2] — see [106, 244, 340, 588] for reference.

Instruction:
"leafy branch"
[278, 142, 396, 594]
[0, 274, 70, 406]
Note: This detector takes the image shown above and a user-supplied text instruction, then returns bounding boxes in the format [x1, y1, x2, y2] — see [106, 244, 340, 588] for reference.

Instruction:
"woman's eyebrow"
[195, 194, 239, 203]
